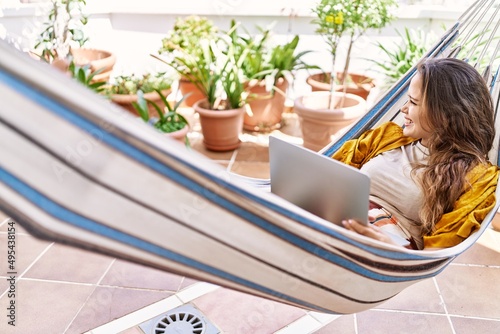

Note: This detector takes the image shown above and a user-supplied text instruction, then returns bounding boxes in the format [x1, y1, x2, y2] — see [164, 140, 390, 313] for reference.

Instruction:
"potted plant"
[154, 26, 247, 151]
[132, 89, 190, 146]
[294, 0, 397, 151]
[158, 15, 218, 107]
[32, 0, 116, 82]
[68, 60, 107, 93]
[367, 27, 433, 91]
[230, 21, 319, 132]
[307, 0, 398, 102]
[102, 72, 174, 117]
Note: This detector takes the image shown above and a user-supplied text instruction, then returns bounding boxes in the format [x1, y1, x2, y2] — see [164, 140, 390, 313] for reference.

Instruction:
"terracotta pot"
[243, 78, 289, 132]
[193, 99, 245, 151]
[306, 72, 375, 100]
[178, 77, 205, 107]
[71, 48, 116, 73]
[70, 48, 116, 83]
[165, 124, 190, 144]
[294, 91, 367, 151]
[111, 89, 172, 118]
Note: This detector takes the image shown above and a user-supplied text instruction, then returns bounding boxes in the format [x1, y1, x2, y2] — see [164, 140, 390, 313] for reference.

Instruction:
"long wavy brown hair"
[412, 58, 495, 234]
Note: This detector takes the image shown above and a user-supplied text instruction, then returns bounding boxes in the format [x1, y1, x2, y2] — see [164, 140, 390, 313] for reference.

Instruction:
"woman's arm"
[342, 219, 404, 247]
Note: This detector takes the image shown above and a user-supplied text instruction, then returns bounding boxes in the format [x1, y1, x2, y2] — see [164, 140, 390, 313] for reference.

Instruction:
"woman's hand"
[342, 219, 402, 247]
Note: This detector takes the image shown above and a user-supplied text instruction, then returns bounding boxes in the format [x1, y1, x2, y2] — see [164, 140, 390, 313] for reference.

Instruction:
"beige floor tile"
[436, 265, 500, 319]
[100, 259, 185, 291]
[0, 217, 28, 234]
[192, 287, 306, 334]
[235, 142, 270, 163]
[0, 279, 94, 334]
[0, 232, 51, 277]
[0, 276, 10, 303]
[230, 161, 270, 179]
[66, 286, 173, 334]
[375, 278, 444, 313]
[356, 310, 454, 334]
[451, 316, 500, 334]
[312, 314, 356, 334]
[190, 140, 235, 161]
[23, 242, 114, 284]
[179, 277, 200, 290]
[119, 326, 145, 334]
[454, 228, 500, 266]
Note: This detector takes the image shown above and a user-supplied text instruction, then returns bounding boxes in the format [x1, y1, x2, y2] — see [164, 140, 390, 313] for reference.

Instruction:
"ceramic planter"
[44, 48, 115, 83]
[294, 91, 367, 152]
[193, 99, 245, 151]
[178, 77, 205, 107]
[165, 124, 190, 143]
[111, 89, 172, 118]
[243, 77, 289, 132]
[71, 48, 116, 72]
[70, 48, 116, 83]
[147, 118, 190, 144]
[306, 72, 375, 101]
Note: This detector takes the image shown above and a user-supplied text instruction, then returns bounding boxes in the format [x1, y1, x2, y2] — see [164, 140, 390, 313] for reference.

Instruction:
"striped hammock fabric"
[1, 0, 500, 315]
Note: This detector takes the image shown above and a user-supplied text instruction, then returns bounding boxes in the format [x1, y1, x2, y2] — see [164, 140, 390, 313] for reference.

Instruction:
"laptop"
[269, 136, 370, 226]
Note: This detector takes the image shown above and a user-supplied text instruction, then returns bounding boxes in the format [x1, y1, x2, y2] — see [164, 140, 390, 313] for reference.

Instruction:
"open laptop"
[269, 136, 370, 226]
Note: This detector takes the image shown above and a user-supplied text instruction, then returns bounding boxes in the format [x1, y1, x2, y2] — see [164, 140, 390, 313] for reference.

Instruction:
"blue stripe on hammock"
[0, 166, 352, 312]
[0, 70, 443, 272]
[1, 165, 417, 310]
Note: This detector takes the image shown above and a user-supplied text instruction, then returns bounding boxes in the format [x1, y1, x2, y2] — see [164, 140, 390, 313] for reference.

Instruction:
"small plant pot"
[70, 48, 116, 83]
[243, 78, 288, 132]
[178, 77, 205, 107]
[306, 72, 375, 101]
[193, 99, 245, 152]
[70, 48, 116, 73]
[111, 89, 172, 118]
[294, 91, 367, 151]
[147, 118, 190, 144]
[166, 124, 190, 143]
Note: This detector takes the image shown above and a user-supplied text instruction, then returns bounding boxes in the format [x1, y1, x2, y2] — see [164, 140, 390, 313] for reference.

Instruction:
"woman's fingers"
[342, 219, 394, 244]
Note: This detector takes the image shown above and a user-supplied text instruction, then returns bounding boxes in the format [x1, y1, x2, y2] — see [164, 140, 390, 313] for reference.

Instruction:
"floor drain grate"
[139, 304, 219, 334]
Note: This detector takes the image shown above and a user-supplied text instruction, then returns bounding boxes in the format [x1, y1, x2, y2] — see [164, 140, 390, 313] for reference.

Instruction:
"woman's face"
[401, 73, 433, 146]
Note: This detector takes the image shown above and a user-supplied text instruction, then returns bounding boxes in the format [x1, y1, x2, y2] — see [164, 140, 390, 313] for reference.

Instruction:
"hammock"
[0, 0, 499, 315]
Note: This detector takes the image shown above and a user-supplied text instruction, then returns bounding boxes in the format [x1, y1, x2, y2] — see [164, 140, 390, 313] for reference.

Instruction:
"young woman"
[333, 57, 499, 250]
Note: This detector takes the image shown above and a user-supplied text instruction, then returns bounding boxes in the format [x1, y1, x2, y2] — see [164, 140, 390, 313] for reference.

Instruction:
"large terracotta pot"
[70, 48, 116, 82]
[244, 77, 289, 132]
[193, 99, 245, 151]
[306, 72, 375, 101]
[111, 89, 172, 118]
[294, 91, 367, 151]
[178, 77, 205, 107]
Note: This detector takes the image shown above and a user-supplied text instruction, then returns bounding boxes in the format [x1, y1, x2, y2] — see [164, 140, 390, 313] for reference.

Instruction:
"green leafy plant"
[368, 27, 434, 89]
[132, 89, 190, 146]
[226, 21, 319, 104]
[33, 0, 89, 63]
[158, 15, 218, 76]
[312, 0, 398, 107]
[102, 73, 173, 96]
[155, 21, 247, 110]
[234, 23, 319, 82]
[68, 60, 106, 93]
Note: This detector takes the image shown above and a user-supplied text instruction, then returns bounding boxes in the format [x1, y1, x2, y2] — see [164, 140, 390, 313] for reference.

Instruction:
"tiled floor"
[1, 111, 500, 333]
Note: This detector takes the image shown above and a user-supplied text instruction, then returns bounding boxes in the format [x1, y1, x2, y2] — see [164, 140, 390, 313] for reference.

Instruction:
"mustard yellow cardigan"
[331, 122, 499, 249]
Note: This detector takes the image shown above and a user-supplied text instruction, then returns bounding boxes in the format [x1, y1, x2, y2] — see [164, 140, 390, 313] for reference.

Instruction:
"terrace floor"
[1, 110, 500, 334]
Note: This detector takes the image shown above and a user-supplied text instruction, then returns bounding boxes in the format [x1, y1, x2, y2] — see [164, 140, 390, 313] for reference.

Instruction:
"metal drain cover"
[139, 304, 219, 334]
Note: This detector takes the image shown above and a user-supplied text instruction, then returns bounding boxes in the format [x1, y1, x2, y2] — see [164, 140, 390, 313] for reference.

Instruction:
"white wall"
[0, 0, 473, 98]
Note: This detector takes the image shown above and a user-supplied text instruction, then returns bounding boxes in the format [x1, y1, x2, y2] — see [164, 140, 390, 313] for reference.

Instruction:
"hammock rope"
[0, 0, 499, 315]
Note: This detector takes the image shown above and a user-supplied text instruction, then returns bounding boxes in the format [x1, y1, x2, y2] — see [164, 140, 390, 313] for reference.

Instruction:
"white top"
[360, 141, 429, 249]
